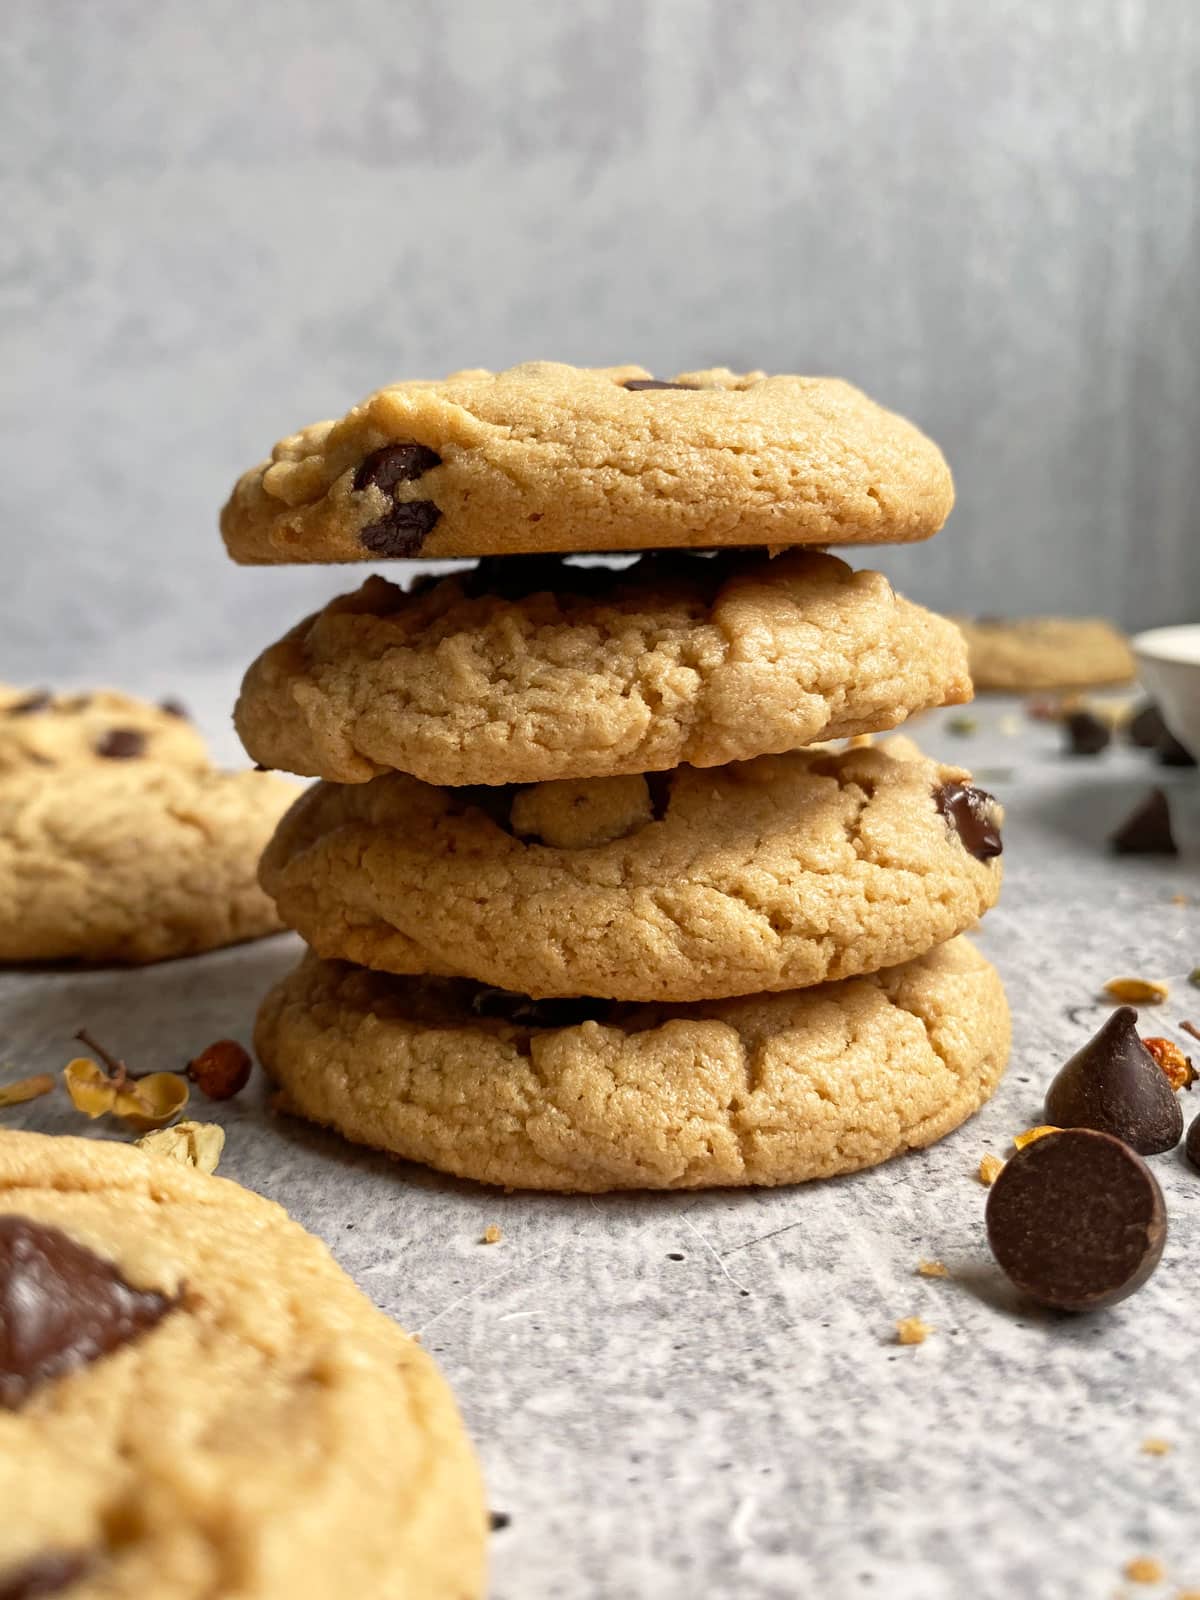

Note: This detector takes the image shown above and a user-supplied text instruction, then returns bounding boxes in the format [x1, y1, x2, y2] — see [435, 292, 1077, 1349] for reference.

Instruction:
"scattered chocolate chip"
[186, 1039, 252, 1100]
[94, 728, 146, 760]
[933, 783, 1003, 861]
[0, 1551, 93, 1600]
[985, 1128, 1166, 1311]
[353, 443, 442, 494]
[359, 500, 441, 558]
[1110, 788, 1177, 856]
[1158, 730, 1197, 768]
[470, 989, 614, 1028]
[0, 1219, 174, 1408]
[158, 698, 189, 720]
[1128, 701, 1168, 749]
[1186, 1112, 1200, 1173]
[488, 1512, 511, 1533]
[621, 378, 701, 392]
[1044, 1006, 1183, 1154]
[5, 691, 51, 717]
[1063, 710, 1111, 756]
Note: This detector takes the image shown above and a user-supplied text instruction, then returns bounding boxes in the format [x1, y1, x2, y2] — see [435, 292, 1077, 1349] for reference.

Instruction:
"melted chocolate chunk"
[95, 728, 146, 760]
[986, 1128, 1166, 1312]
[0, 1218, 174, 1408]
[621, 379, 701, 391]
[6, 691, 51, 718]
[470, 989, 615, 1028]
[1044, 1006, 1183, 1155]
[933, 783, 1002, 861]
[353, 443, 442, 494]
[354, 444, 443, 556]
[1110, 788, 1177, 856]
[1063, 710, 1111, 756]
[0, 1552, 93, 1600]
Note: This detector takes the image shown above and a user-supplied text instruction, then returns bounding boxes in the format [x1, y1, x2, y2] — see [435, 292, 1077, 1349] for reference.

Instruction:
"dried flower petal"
[978, 1153, 1005, 1186]
[63, 1058, 119, 1119]
[1124, 1555, 1165, 1585]
[0, 1074, 55, 1108]
[137, 1121, 224, 1173]
[895, 1317, 932, 1345]
[481, 1224, 502, 1245]
[1143, 1037, 1196, 1092]
[1140, 1437, 1171, 1456]
[916, 1260, 948, 1278]
[1103, 977, 1168, 1004]
[1013, 1125, 1061, 1150]
[115, 1073, 189, 1132]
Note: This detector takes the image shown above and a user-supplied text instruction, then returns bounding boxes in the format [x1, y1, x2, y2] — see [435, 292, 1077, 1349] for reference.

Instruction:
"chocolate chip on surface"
[621, 378, 702, 391]
[1187, 1112, 1200, 1173]
[0, 1551, 94, 1600]
[1110, 788, 1177, 856]
[94, 728, 146, 760]
[359, 500, 442, 557]
[986, 1128, 1166, 1311]
[1157, 729, 1197, 768]
[1128, 701, 1167, 749]
[6, 691, 52, 717]
[1063, 709, 1111, 756]
[1043, 1006, 1183, 1154]
[933, 782, 1003, 861]
[0, 1217, 174, 1408]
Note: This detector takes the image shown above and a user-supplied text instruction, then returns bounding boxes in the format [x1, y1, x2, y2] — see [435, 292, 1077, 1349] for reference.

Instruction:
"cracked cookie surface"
[954, 616, 1135, 691]
[0, 1131, 485, 1599]
[221, 363, 954, 563]
[0, 764, 297, 964]
[235, 550, 971, 787]
[0, 688, 208, 775]
[259, 744, 1002, 1002]
[255, 937, 1009, 1192]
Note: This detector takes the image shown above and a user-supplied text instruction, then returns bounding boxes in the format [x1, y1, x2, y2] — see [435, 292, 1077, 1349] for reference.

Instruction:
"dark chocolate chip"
[1128, 701, 1167, 749]
[1186, 1111, 1200, 1173]
[1063, 710, 1111, 756]
[158, 698, 189, 720]
[6, 691, 51, 717]
[359, 500, 442, 558]
[353, 443, 442, 494]
[1158, 730, 1197, 768]
[1110, 788, 1177, 856]
[933, 783, 1003, 861]
[985, 1128, 1166, 1311]
[0, 1552, 93, 1600]
[95, 728, 146, 760]
[1043, 1005, 1183, 1154]
[621, 378, 702, 392]
[488, 1512, 511, 1533]
[470, 988, 614, 1028]
[0, 1218, 175, 1409]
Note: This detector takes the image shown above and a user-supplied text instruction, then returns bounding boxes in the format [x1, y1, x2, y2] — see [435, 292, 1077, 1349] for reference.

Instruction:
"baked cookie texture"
[955, 616, 1135, 691]
[0, 688, 208, 775]
[235, 550, 972, 787]
[0, 764, 296, 964]
[258, 744, 1003, 1002]
[0, 1131, 485, 1599]
[255, 937, 1009, 1192]
[221, 363, 955, 563]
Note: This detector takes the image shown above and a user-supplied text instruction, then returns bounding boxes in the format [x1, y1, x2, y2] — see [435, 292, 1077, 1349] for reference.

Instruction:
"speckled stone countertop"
[3, 681, 1198, 1600]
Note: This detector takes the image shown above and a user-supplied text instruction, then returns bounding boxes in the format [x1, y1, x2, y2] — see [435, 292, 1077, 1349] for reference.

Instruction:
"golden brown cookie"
[0, 688, 208, 775]
[258, 744, 1003, 1002]
[221, 363, 954, 563]
[954, 617, 1135, 691]
[235, 550, 971, 786]
[0, 764, 296, 964]
[255, 937, 1009, 1192]
[0, 1130, 485, 1598]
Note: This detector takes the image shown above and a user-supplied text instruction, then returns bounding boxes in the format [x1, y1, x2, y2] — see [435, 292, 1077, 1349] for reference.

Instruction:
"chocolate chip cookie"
[255, 936, 1009, 1192]
[235, 550, 971, 787]
[221, 363, 954, 563]
[0, 688, 208, 775]
[0, 1130, 485, 1597]
[954, 616, 1135, 691]
[258, 743, 1002, 1002]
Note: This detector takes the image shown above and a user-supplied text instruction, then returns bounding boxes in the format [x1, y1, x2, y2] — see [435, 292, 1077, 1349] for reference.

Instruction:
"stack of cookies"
[223, 363, 1010, 1192]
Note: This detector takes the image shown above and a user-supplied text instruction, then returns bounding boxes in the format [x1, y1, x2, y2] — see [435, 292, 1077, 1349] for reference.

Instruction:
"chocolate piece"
[1128, 701, 1167, 749]
[1110, 788, 1177, 856]
[6, 691, 51, 718]
[1187, 1111, 1200, 1173]
[352, 443, 442, 494]
[621, 378, 701, 392]
[158, 698, 189, 720]
[94, 728, 146, 760]
[1063, 710, 1111, 756]
[488, 1512, 511, 1533]
[470, 988, 614, 1028]
[1044, 1005, 1183, 1154]
[0, 1552, 93, 1600]
[986, 1128, 1166, 1311]
[933, 783, 1003, 861]
[354, 443, 443, 556]
[1158, 730, 1197, 768]
[0, 1218, 174, 1408]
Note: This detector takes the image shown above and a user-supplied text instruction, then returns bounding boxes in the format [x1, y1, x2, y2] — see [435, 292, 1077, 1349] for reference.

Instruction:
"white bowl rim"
[1132, 623, 1200, 666]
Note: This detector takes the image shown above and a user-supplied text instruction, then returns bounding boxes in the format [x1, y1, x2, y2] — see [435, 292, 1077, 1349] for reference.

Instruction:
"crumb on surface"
[1124, 1556, 1166, 1585]
[916, 1259, 949, 1278]
[978, 1153, 1005, 1186]
[895, 1316, 932, 1346]
[1140, 1437, 1172, 1456]
[482, 1224, 502, 1245]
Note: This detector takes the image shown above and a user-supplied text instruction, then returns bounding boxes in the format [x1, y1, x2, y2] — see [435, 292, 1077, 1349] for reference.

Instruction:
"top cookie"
[221, 363, 955, 562]
[0, 688, 208, 775]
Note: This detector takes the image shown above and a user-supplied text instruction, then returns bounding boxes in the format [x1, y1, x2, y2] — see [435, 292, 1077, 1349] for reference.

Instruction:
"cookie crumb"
[998, 713, 1022, 737]
[916, 1259, 948, 1278]
[895, 1316, 932, 1345]
[482, 1224, 502, 1245]
[1104, 977, 1169, 1004]
[1171, 894, 1189, 907]
[1013, 1124, 1060, 1150]
[1140, 1437, 1172, 1456]
[978, 1153, 1005, 1186]
[1124, 1556, 1165, 1585]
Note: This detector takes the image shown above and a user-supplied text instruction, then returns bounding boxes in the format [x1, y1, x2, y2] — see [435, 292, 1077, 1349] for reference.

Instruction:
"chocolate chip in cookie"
[94, 728, 147, 759]
[354, 443, 443, 557]
[934, 783, 1003, 861]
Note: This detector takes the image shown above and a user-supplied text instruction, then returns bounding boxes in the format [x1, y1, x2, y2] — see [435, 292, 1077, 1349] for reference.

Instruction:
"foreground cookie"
[0, 764, 295, 964]
[0, 687, 208, 775]
[260, 743, 1002, 1002]
[221, 363, 955, 563]
[256, 937, 1009, 1192]
[955, 616, 1135, 691]
[0, 1131, 485, 1597]
[236, 550, 972, 787]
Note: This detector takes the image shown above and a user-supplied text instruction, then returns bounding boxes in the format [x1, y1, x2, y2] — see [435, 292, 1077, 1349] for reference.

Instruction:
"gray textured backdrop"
[3, 0, 1198, 689]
